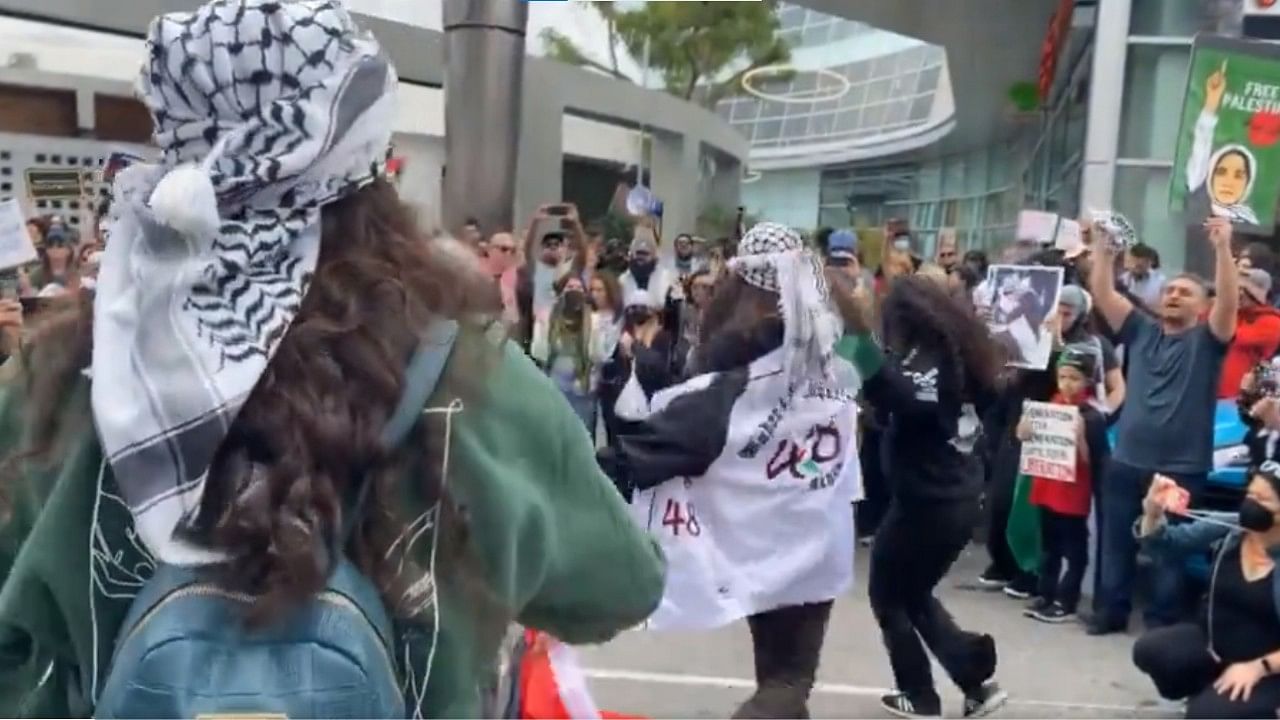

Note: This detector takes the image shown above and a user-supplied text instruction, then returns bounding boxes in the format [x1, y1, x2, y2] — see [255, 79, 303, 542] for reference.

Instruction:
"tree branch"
[540, 28, 634, 82]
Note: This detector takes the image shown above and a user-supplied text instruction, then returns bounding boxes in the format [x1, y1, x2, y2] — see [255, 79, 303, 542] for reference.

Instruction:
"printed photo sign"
[1171, 35, 1280, 231]
[984, 265, 1065, 370]
[1018, 401, 1079, 482]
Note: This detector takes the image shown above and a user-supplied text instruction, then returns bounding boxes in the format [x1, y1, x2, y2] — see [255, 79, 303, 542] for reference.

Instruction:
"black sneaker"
[963, 681, 1009, 718]
[1031, 603, 1076, 624]
[1022, 597, 1052, 617]
[879, 691, 942, 718]
[976, 568, 1010, 589]
[1002, 585, 1032, 600]
[1002, 574, 1036, 599]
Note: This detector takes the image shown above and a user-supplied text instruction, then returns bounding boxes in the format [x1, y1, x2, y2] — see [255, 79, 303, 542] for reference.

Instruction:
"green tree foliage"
[540, 1, 790, 108]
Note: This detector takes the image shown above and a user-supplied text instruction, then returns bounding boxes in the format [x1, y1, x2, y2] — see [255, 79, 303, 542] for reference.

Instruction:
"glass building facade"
[734, 0, 1256, 270]
[722, 3, 955, 231]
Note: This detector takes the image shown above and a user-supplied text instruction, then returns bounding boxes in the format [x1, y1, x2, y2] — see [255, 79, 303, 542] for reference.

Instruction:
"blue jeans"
[1096, 460, 1205, 627]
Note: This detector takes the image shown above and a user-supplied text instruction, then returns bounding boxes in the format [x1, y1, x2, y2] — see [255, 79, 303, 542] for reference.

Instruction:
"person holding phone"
[517, 203, 587, 349]
[1133, 470, 1280, 718]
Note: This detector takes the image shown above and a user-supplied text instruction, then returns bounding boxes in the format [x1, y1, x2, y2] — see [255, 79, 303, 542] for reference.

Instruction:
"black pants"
[856, 427, 888, 537]
[1098, 462, 1205, 627]
[870, 498, 997, 700]
[1036, 509, 1088, 612]
[985, 436, 1035, 586]
[1134, 623, 1280, 718]
[733, 601, 834, 719]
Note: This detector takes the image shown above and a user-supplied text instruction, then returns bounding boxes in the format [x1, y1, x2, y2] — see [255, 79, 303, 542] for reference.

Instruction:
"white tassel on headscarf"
[147, 134, 232, 243]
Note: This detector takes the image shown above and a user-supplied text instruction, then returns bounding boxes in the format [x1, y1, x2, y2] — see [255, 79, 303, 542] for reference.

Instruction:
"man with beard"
[1088, 217, 1238, 635]
[674, 233, 708, 278]
[619, 230, 674, 319]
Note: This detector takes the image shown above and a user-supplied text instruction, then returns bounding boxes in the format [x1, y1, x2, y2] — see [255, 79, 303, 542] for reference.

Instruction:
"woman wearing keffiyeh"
[0, 1, 663, 717]
[601, 222, 860, 719]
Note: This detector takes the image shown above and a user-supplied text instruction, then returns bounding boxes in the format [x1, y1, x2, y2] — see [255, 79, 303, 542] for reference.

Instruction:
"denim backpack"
[96, 320, 459, 719]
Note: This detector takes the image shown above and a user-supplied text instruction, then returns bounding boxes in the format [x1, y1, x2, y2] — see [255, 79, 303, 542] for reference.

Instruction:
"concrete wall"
[0, 0, 748, 239]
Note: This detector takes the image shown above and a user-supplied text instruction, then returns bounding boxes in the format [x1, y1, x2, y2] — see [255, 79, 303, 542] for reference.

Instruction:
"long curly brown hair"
[2, 178, 501, 621]
[880, 274, 1002, 403]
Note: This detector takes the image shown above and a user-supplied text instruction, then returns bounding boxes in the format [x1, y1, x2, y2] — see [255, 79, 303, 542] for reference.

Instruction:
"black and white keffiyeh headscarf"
[728, 222, 841, 388]
[91, 0, 397, 564]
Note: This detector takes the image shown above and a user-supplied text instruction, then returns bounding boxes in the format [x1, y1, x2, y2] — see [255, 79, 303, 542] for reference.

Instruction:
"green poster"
[1170, 35, 1280, 231]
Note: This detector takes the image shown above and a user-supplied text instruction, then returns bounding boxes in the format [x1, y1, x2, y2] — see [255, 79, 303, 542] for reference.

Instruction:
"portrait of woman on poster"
[1186, 60, 1262, 227]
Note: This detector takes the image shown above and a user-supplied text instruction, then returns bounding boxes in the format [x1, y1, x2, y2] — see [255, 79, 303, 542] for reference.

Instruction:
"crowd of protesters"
[3, 2, 1280, 719]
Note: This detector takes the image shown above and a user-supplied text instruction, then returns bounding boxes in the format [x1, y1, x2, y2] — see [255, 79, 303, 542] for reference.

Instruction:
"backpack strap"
[341, 319, 460, 545]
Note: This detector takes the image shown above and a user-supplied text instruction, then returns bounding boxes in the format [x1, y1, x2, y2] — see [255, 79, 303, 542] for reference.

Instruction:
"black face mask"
[625, 308, 652, 327]
[562, 290, 585, 314]
[1240, 497, 1276, 533]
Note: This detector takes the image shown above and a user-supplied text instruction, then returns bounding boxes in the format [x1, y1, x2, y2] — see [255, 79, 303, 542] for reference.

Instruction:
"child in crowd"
[1016, 346, 1110, 623]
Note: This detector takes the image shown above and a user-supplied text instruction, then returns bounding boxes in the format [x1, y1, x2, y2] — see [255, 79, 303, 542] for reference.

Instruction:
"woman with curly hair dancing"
[831, 273, 1008, 719]
[0, 2, 663, 717]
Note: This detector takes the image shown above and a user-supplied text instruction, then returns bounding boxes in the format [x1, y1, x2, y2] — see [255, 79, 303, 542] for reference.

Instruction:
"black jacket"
[861, 344, 990, 503]
[598, 321, 784, 500]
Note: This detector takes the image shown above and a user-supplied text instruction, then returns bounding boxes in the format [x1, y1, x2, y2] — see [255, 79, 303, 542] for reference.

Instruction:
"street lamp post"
[442, 0, 529, 238]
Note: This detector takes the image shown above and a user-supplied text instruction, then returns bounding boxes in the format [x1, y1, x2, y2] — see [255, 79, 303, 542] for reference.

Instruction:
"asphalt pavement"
[576, 543, 1181, 719]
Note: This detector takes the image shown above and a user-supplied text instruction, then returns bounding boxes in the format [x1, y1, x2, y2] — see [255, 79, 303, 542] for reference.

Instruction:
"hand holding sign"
[1205, 215, 1234, 249]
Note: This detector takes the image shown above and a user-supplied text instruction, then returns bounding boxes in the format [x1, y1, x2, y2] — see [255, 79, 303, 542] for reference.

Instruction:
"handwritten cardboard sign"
[0, 199, 38, 272]
[1018, 401, 1079, 482]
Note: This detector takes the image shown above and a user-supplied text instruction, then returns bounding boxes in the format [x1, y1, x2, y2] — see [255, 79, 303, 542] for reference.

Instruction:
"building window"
[1130, 0, 1238, 37]
[1118, 44, 1191, 162]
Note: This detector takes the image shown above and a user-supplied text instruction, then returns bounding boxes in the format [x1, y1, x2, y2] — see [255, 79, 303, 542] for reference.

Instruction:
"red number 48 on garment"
[662, 498, 701, 537]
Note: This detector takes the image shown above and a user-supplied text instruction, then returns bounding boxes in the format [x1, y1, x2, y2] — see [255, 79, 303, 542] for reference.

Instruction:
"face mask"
[562, 290, 585, 314]
[625, 308, 652, 327]
[1239, 497, 1276, 533]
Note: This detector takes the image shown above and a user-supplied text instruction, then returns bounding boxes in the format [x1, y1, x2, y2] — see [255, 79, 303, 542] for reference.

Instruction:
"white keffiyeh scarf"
[91, 0, 397, 564]
[728, 222, 841, 389]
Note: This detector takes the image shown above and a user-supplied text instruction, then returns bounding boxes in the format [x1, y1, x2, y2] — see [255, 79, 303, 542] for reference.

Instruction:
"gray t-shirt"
[1112, 312, 1228, 474]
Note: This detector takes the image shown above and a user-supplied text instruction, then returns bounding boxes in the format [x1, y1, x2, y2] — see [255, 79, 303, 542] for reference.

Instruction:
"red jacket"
[1029, 392, 1093, 518]
[1220, 305, 1280, 398]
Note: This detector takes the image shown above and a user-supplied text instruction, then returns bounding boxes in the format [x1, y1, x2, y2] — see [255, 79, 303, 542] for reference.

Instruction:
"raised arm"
[1206, 216, 1238, 343]
[565, 203, 588, 279]
[1088, 235, 1133, 335]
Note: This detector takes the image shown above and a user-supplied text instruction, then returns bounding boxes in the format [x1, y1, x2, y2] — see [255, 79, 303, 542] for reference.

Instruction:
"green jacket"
[0, 334, 666, 717]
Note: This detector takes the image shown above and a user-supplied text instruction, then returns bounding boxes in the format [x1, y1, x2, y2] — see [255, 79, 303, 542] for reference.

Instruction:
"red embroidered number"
[662, 498, 701, 536]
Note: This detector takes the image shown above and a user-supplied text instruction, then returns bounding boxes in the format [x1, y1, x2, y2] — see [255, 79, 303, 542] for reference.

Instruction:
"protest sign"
[24, 168, 84, 201]
[986, 265, 1064, 370]
[0, 199, 38, 272]
[1018, 401, 1079, 482]
[1053, 218, 1082, 254]
[1170, 35, 1280, 231]
[1016, 210, 1060, 245]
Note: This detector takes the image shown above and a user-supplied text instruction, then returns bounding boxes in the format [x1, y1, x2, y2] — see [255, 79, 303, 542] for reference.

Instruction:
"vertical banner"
[1170, 35, 1280, 233]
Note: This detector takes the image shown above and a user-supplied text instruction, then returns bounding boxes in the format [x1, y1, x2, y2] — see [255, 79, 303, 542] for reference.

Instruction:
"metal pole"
[442, 0, 528, 236]
[636, 36, 651, 187]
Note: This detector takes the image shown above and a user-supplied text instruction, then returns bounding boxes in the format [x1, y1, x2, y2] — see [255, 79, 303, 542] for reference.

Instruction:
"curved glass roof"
[719, 3, 951, 161]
